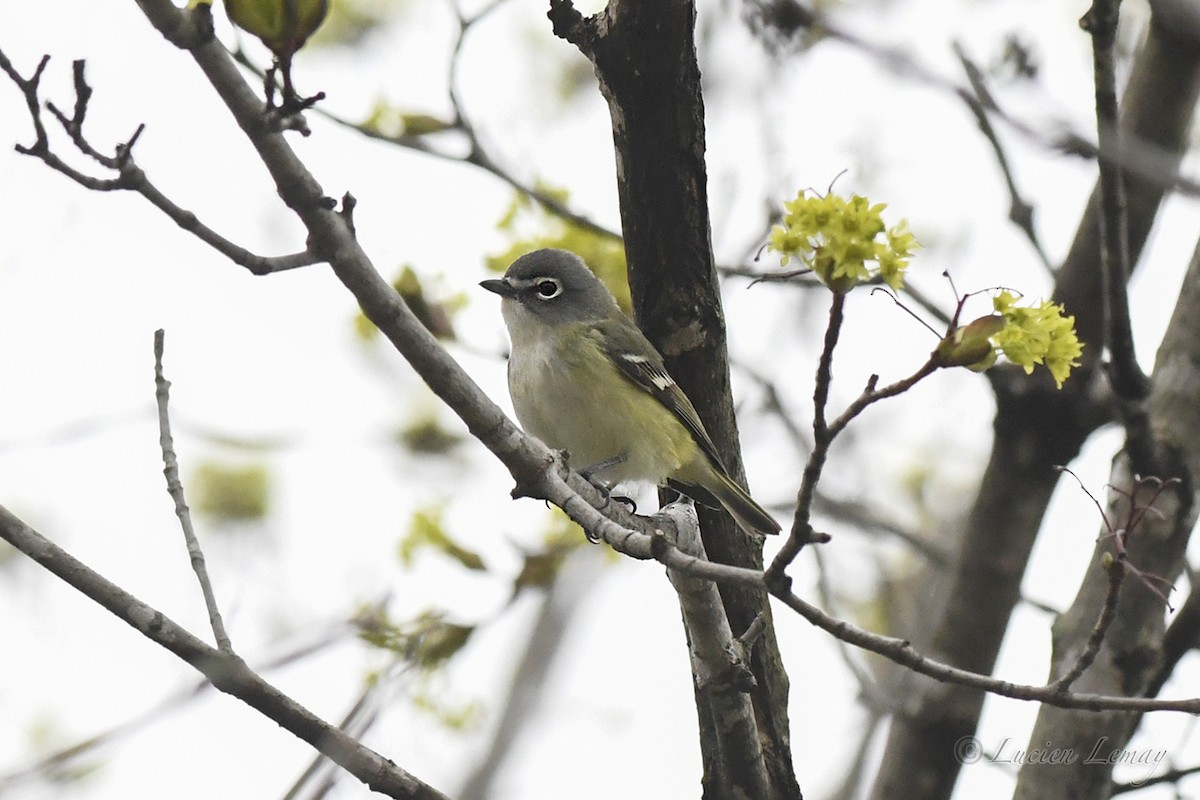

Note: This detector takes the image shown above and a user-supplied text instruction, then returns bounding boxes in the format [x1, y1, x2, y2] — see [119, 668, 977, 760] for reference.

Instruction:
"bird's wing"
[590, 318, 728, 472]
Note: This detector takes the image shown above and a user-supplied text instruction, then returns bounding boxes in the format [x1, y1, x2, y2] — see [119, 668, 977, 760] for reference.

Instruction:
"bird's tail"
[670, 461, 780, 537]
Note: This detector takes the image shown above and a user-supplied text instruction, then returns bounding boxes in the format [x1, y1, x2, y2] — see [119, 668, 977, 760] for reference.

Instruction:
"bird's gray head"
[480, 249, 622, 329]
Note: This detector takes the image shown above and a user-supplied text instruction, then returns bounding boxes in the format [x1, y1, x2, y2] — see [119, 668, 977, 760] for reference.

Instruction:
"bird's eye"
[534, 279, 562, 299]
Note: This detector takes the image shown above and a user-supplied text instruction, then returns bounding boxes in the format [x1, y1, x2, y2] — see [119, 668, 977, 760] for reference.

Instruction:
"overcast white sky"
[1, 1, 1198, 799]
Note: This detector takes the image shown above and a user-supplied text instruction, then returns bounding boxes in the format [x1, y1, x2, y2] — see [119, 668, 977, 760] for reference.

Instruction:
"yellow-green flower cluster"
[768, 192, 918, 292]
[938, 292, 1084, 389]
[991, 291, 1084, 389]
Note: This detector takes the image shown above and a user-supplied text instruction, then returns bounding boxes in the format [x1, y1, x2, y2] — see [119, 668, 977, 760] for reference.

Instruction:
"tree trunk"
[549, 1, 800, 797]
[1012, 234, 1200, 799]
[869, 15, 1200, 799]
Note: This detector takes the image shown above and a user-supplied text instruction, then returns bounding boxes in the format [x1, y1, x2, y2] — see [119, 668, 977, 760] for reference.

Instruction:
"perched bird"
[481, 248, 780, 537]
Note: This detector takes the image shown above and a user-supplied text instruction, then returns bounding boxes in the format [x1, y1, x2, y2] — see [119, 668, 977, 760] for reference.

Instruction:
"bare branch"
[1013, 228, 1200, 794]
[775, 585, 1200, 714]
[721, 264, 955, 330]
[664, 503, 769, 799]
[154, 329, 233, 653]
[767, 338, 940, 581]
[0, 507, 451, 800]
[0, 48, 321, 275]
[124, 161, 323, 274]
[1083, 0, 1152, 414]
[812, 293, 845, 439]
[870, 13, 1200, 785]
[458, 548, 606, 800]
[282, 655, 412, 800]
[771, 292, 845, 558]
[223, 8, 621, 242]
[748, 1, 1200, 199]
[952, 41, 1053, 273]
[738, 363, 951, 565]
[0, 619, 354, 793]
[0, 49, 127, 189]
[1049, 554, 1125, 693]
[1110, 761, 1200, 795]
[11, 7, 1200, 795]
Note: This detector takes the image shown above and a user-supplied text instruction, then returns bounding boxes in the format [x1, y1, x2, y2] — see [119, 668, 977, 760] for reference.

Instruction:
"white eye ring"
[533, 278, 562, 299]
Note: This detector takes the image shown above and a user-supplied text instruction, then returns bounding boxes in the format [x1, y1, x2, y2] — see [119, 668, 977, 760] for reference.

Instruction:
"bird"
[480, 248, 780, 537]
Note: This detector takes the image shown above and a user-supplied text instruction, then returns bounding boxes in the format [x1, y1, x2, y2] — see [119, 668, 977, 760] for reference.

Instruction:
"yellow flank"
[509, 322, 699, 483]
[489, 249, 781, 536]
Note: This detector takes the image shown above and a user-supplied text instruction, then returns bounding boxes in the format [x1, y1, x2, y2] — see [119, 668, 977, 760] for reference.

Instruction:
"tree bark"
[549, 1, 800, 797]
[869, 16, 1200, 800]
[1011, 233, 1200, 799]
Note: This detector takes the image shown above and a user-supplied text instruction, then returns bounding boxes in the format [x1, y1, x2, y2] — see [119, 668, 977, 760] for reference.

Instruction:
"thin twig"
[770, 293, 846, 560]
[126, 162, 322, 274]
[721, 263, 954, 328]
[778, 356, 940, 574]
[1051, 555, 1125, 692]
[345, 116, 619, 242]
[1083, 0, 1151, 410]
[811, 547, 894, 712]
[225, 14, 621, 242]
[5, 496, 1200, 744]
[774, 585, 1200, 713]
[738, 363, 949, 565]
[45, 59, 122, 169]
[282, 657, 413, 800]
[812, 293, 846, 439]
[1110, 761, 1200, 794]
[9, 0, 1199, 759]
[0, 619, 354, 793]
[1, 50, 321, 274]
[439, 0, 619, 238]
[827, 356, 939, 439]
[1049, 469, 1182, 693]
[0, 507, 450, 800]
[154, 329, 233, 653]
[952, 41, 1053, 274]
[750, 2, 1200, 199]
[0, 50, 125, 190]
[766, 287, 941, 581]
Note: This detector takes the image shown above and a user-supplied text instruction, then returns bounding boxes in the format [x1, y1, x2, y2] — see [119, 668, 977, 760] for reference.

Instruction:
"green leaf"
[192, 462, 271, 522]
[415, 619, 475, 667]
[398, 505, 486, 571]
[309, 0, 406, 48]
[397, 412, 465, 455]
[511, 510, 594, 596]
[356, 265, 460, 341]
[355, 608, 475, 669]
[411, 691, 482, 730]
[397, 113, 455, 136]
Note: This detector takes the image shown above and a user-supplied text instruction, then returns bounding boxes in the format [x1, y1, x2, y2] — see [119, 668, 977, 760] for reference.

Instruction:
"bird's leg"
[578, 453, 626, 482]
[576, 454, 638, 516]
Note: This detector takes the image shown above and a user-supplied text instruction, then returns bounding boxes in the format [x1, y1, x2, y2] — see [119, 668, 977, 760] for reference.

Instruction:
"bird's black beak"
[480, 278, 517, 297]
